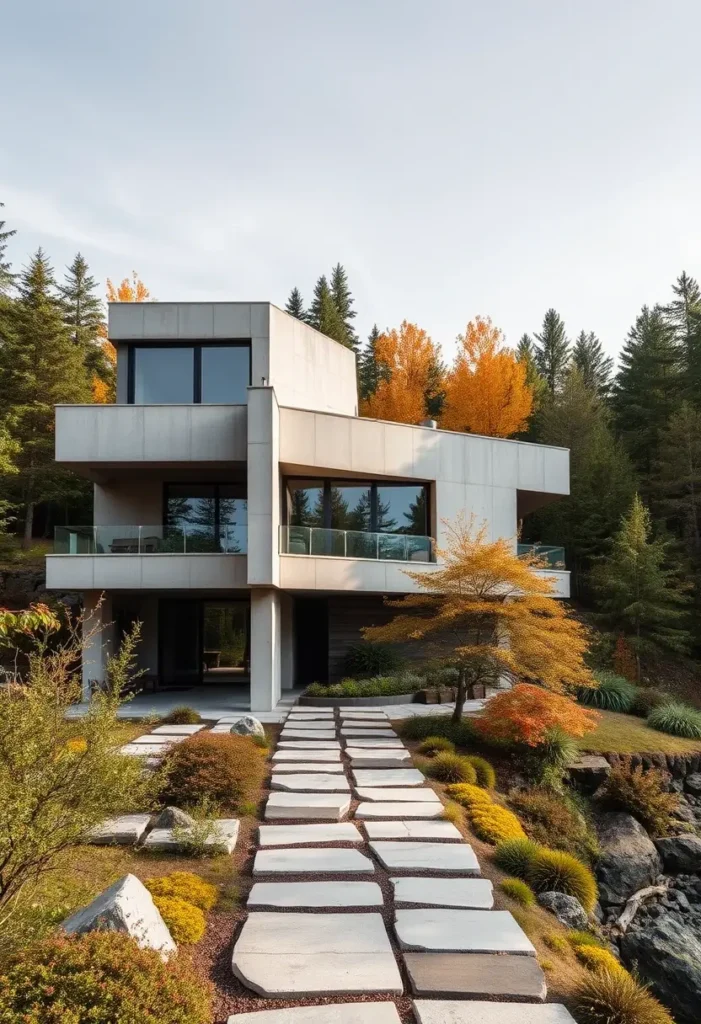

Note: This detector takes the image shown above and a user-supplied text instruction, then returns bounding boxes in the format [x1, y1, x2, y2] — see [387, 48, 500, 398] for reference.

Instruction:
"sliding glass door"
[159, 599, 250, 687]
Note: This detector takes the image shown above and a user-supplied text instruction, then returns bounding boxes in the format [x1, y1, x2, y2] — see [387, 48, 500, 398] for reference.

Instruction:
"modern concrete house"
[46, 302, 570, 711]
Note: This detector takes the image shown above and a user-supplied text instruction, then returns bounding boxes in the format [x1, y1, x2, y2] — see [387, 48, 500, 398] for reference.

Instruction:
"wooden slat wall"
[327, 595, 427, 681]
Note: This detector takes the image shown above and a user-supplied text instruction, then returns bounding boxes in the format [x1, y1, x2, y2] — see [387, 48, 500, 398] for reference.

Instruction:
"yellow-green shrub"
[499, 878, 535, 907]
[424, 752, 477, 784]
[446, 783, 493, 809]
[574, 969, 675, 1024]
[528, 847, 598, 913]
[575, 945, 626, 976]
[145, 872, 217, 911]
[418, 736, 455, 756]
[493, 837, 542, 878]
[469, 804, 527, 844]
[152, 895, 206, 944]
[567, 930, 605, 949]
[464, 755, 496, 789]
[441, 802, 463, 824]
[543, 933, 570, 954]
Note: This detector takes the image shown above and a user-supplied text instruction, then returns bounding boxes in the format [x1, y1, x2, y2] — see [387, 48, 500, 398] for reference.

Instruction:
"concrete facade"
[47, 301, 570, 709]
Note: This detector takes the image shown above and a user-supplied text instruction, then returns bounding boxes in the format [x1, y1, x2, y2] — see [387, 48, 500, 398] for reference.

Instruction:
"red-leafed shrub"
[474, 683, 599, 747]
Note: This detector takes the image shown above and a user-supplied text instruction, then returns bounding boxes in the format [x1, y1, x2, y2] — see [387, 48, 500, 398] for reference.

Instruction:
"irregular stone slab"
[392, 877, 492, 907]
[364, 820, 463, 840]
[273, 749, 342, 761]
[248, 881, 383, 907]
[227, 1003, 401, 1023]
[406, 954, 546, 1000]
[339, 711, 388, 718]
[281, 720, 338, 730]
[357, 802, 445, 819]
[231, 912, 402, 996]
[356, 788, 441, 803]
[151, 724, 205, 735]
[143, 818, 240, 853]
[340, 718, 389, 726]
[254, 847, 374, 874]
[131, 734, 185, 745]
[568, 754, 611, 794]
[265, 793, 351, 821]
[412, 1002, 575, 1024]
[62, 873, 175, 957]
[346, 738, 405, 748]
[259, 823, 362, 846]
[341, 729, 397, 737]
[273, 762, 344, 774]
[353, 769, 425, 787]
[372, 841, 479, 874]
[281, 730, 337, 740]
[395, 909, 535, 955]
[348, 750, 411, 768]
[277, 741, 341, 750]
[120, 743, 167, 757]
[89, 814, 151, 845]
[271, 774, 350, 792]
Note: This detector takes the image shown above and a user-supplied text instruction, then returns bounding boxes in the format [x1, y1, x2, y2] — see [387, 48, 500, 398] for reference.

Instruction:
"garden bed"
[298, 692, 417, 707]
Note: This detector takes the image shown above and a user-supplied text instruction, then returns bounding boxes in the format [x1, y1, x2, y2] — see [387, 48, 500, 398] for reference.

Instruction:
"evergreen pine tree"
[60, 253, 109, 380]
[590, 494, 691, 677]
[653, 402, 701, 567]
[284, 287, 307, 323]
[329, 263, 358, 351]
[663, 271, 701, 407]
[515, 333, 547, 436]
[308, 275, 346, 344]
[613, 305, 683, 489]
[358, 324, 383, 401]
[572, 330, 613, 398]
[0, 202, 16, 296]
[0, 249, 90, 546]
[534, 309, 570, 393]
[424, 350, 447, 419]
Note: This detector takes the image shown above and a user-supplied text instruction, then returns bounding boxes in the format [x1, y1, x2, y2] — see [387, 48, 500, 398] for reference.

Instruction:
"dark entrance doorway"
[159, 599, 250, 687]
[295, 598, 328, 686]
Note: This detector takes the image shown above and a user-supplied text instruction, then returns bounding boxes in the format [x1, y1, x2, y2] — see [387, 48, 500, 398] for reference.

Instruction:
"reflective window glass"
[377, 484, 428, 535]
[329, 484, 372, 531]
[201, 346, 250, 403]
[288, 481, 325, 528]
[219, 485, 248, 553]
[133, 347, 194, 403]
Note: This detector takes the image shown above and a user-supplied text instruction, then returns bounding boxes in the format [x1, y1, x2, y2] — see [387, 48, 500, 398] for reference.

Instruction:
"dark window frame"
[284, 477, 431, 536]
[127, 341, 251, 404]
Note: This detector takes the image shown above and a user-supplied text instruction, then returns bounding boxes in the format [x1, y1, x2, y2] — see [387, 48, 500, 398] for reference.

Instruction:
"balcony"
[280, 526, 435, 563]
[55, 525, 246, 555]
[517, 543, 566, 569]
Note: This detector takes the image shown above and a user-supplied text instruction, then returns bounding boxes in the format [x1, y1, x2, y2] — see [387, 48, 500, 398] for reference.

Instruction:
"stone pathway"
[228, 706, 578, 1023]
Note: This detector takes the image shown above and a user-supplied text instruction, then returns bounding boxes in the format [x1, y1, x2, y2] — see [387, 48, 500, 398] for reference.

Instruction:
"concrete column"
[249, 589, 281, 711]
[280, 592, 295, 690]
[246, 386, 280, 587]
[82, 591, 113, 701]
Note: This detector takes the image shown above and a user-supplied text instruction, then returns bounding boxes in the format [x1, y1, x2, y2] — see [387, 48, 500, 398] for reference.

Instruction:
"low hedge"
[305, 674, 425, 698]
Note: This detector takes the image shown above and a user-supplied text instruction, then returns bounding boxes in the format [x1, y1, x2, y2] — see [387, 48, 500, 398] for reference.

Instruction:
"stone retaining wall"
[598, 750, 701, 778]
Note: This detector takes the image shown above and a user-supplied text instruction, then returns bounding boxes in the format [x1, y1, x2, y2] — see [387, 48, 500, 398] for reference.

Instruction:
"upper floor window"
[286, 479, 429, 536]
[128, 343, 250, 404]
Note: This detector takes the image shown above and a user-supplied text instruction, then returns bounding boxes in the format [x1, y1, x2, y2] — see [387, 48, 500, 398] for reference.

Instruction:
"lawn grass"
[578, 709, 701, 754]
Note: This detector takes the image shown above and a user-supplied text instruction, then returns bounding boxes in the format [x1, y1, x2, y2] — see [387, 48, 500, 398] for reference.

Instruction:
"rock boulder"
[537, 891, 588, 929]
[684, 772, 701, 795]
[568, 755, 611, 794]
[62, 873, 176, 957]
[151, 806, 196, 829]
[596, 812, 661, 906]
[623, 902, 701, 1023]
[228, 715, 265, 739]
[655, 835, 701, 874]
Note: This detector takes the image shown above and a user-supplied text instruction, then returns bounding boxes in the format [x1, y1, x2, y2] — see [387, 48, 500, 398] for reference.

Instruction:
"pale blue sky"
[2, 0, 700, 361]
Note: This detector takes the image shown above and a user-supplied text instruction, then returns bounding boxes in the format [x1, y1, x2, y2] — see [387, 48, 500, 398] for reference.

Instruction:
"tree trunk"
[22, 501, 35, 550]
[452, 665, 467, 723]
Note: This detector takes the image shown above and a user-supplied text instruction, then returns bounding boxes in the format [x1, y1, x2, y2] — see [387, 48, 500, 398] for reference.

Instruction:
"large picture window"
[164, 483, 247, 552]
[287, 479, 429, 535]
[128, 343, 250, 404]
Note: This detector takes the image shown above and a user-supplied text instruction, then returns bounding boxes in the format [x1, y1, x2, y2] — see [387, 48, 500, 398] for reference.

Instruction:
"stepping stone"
[339, 720, 389, 728]
[120, 743, 166, 757]
[248, 881, 383, 907]
[227, 1003, 401, 1023]
[281, 720, 338, 730]
[356, 788, 440, 803]
[346, 738, 405, 748]
[392, 877, 493, 908]
[253, 847, 373, 874]
[143, 819, 240, 853]
[405, 953, 546, 1000]
[281, 730, 337, 740]
[272, 762, 344, 774]
[150, 724, 205, 735]
[412, 1003, 575, 1024]
[273, 750, 342, 762]
[353, 769, 425, 787]
[357, 802, 444, 819]
[341, 729, 397, 738]
[364, 820, 463, 840]
[371, 841, 479, 874]
[277, 741, 341, 750]
[130, 734, 183, 745]
[348, 750, 411, 768]
[271, 774, 350, 792]
[231, 912, 402, 996]
[265, 793, 350, 821]
[287, 710, 335, 716]
[89, 814, 151, 845]
[210, 724, 238, 733]
[339, 710, 388, 717]
[259, 823, 362, 846]
[394, 909, 536, 955]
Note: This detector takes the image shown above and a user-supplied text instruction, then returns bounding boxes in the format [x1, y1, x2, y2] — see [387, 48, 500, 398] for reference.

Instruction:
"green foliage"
[630, 687, 673, 718]
[647, 699, 701, 739]
[305, 673, 422, 698]
[509, 789, 598, 861]
[162, 733, 266, 812]
[578, 671, 638, 713]
[343, 641, 404, 678]
[152, 895, 206, 944]
[307, 274, 347, 345]
[441, 802, 463, 824]
[0, 621, 157, 941]
[543, 933, 570, 954]
[0, 931, 213, 1023]
[521, 728, 580, 792]
[653, 402, 701, 575]
[417, 735, 455, 756]
[464, 754, 496, 789]
[59, 252, 110, 385]
[573, 330, 613, 399]
[329, 263, 358, 351]
[527, 847, 598, 912]
[251, 733, 269, 750]
[424, 752, 476, 784]
[398, 714, 477, 748]
[145, 871, 218, 911]
[284, 286, 308, 323]
[534, 307, 571, 393]
[161, 706, 202, 725]
[574, 967, 675, 1024]
[567, 930, 606, 949]
[0, 202, 16, 296]
[358, 324, 389, 402]
[596, 761, 680, 835]
[493, 836, 538, 880]
[499, 877, 535, 907]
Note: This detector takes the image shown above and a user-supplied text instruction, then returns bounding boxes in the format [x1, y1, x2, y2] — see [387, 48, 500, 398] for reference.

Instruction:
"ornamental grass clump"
[464, 754, 496, 788]
[573, 968, 675, 1024]
[630, 687, 673, 718]
[578, 672, 637, 713]
[424, 752, 477, 784]
[469, 804, 527, 844]
[499, 878, 535, 907]
[418, 736, 455, 757]
[162, 732, 266, 811]
[596, 761, 679, 836]
[575, 944, 626, 975]
[527, 847, 598, 913]
[0, 931, 213, 1024]
[161, 706, 202, 725]
[493, 837, 542, 878]
[151, 895, 206, 944]
[647, 700, 701, 740]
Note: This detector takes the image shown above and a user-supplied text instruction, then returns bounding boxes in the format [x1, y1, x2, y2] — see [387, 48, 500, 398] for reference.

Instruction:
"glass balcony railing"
[280, 525, 435, 563]
[54, 525, 247, 555]
[517, 543, 566, 569]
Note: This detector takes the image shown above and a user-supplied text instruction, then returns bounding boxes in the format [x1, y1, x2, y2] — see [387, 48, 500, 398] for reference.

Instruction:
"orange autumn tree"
[474, 683, 599, 747]
[440, 316, 533, 437]
[360, 321, 442, 424]
[96, 273, 152, 401]
[363, 514, 595, 721]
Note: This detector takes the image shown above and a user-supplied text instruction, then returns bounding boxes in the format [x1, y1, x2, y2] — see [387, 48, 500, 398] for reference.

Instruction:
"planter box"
[416, 688, 440, 704]
[299, 692, 417, 708]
